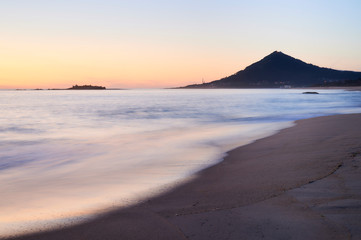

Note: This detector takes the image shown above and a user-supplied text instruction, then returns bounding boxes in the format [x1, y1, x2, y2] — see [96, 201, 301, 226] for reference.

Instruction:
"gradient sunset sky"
[1, 0, 361, 89]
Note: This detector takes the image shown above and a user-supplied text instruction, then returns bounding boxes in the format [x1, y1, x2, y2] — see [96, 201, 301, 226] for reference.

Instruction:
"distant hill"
[181, 51, 361, 88]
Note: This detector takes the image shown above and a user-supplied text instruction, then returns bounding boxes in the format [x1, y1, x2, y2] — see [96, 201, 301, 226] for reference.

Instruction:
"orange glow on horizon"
[2, 35, 360, 89]
[0, 34, 257, 89]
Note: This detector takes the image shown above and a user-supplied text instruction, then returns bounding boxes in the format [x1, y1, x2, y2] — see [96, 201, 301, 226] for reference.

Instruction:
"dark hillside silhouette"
[181, 51, 361, 88]
[312, 78, 361, 87]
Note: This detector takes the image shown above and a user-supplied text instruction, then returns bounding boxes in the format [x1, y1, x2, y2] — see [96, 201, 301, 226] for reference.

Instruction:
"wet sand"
[7, 113, 361, 240]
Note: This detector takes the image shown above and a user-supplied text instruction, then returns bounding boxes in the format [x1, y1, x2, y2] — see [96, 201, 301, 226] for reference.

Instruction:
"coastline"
[7, 113, 361, 240]
[297, 86, 361, 91]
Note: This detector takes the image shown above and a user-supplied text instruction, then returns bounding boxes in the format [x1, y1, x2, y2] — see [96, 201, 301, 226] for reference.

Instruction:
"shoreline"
[7, 113, 361, 240]
[296, 86, 361, 91]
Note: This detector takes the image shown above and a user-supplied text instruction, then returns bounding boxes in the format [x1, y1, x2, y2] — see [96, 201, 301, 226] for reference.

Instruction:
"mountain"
[181, 51, 361, 88]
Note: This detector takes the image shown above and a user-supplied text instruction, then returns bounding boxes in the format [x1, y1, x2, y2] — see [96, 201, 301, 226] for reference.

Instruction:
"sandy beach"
[7, 113, 361, 240]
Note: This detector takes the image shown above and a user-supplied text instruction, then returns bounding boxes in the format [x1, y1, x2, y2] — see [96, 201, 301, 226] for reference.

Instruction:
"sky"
[1, 0, 361, 89]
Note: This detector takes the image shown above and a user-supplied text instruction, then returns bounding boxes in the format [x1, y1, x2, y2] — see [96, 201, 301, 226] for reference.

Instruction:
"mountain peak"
[243, 51, 300, 73]
[270, 50, 283, 55]
[263, 51, 292, 60]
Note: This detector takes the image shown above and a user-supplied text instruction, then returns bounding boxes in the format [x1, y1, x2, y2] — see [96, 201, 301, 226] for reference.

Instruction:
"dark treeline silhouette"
[68, 85, 106, 90]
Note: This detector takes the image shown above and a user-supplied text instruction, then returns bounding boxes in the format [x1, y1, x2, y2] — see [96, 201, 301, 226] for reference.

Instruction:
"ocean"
[1, 88, 360, 236]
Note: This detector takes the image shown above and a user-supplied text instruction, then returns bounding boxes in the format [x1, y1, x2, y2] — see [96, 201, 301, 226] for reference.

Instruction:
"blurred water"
[0, 88, 360, 236]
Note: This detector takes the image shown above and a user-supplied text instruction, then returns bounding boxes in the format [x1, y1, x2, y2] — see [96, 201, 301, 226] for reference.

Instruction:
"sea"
[1, 88, 361, 237]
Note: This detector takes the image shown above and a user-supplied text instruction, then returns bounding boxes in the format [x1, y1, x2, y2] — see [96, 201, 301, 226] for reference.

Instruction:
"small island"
[68, 84, 106, 90]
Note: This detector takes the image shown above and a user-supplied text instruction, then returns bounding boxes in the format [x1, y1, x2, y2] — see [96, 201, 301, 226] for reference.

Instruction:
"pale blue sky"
[1, 0, 361, 88]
